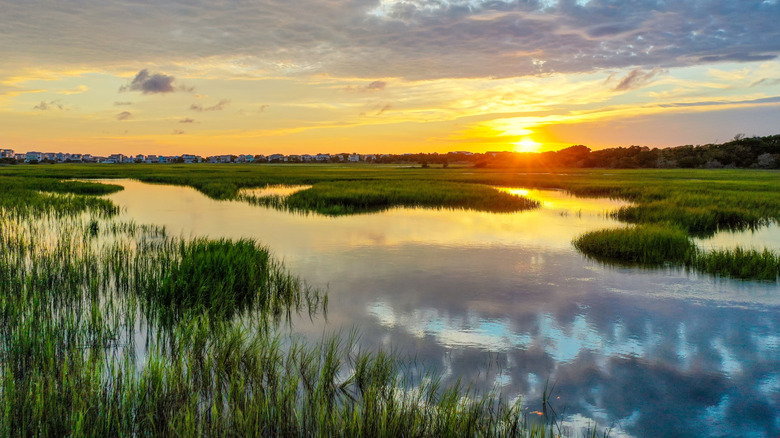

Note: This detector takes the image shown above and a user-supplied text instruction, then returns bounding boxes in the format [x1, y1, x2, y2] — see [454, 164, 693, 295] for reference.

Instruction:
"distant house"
[347, 154, 360, 162]
[1, 149, 15, 158]
[236, 154, 254, 163]
[69, 154, 83, 162]
[268, 154, 285, 163]
[107, 154, 125, 163]
[14, 153, 25, 161]
[301, 154, 313, 162]
[135, 154, 145, 163]
[315, 153, 331, 162]
[24, 151, 42, 163]
[181, 154, 201, 164]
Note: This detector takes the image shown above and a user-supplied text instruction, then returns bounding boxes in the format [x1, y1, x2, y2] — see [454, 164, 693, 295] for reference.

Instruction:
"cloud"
[613, 68, 666, 91]
[33, 100, 64, 110]
[377, 103, 392, 115]
[120, 69, 181, 94]
[114, 101, 133, 106]
[259, 104, 269, 112]
[2, 1, 780, 80]
[750, 77, 780, 87]
[658, 96, 780, 108]
[699, 53, 778, 63]
[190, 99, 230, 111]
[172, 129, 185, 135]
[116, 111, 132, 120]
[346, 80, 388, 92]
[179, 117, 195, 123]
[58, 84, 88, 95]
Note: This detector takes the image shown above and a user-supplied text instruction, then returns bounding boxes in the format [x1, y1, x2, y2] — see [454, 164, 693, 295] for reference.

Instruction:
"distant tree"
[756, 153, 777, 169]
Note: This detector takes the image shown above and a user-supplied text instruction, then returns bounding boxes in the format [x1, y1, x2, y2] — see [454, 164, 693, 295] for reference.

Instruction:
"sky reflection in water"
[106, 180, 780, 438]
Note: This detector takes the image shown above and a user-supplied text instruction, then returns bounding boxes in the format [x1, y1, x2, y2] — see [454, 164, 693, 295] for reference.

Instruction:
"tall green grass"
[574, 225, 780, 281]
[241, 180, 539, 215]
[573, 225, 696, 266]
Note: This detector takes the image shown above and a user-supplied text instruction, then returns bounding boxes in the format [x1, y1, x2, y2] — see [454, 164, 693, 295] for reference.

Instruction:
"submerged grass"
[0, 174, 595, 436]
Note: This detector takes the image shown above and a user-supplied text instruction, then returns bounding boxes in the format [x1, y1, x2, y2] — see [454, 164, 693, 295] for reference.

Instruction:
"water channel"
[104, 179, 779, 438]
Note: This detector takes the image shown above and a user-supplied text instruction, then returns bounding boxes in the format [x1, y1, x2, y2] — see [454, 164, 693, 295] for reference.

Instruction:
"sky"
[1, 0, 779, 156]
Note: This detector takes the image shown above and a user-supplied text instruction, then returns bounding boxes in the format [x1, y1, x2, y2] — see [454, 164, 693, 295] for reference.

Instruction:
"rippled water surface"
[106, 180, 780, 438]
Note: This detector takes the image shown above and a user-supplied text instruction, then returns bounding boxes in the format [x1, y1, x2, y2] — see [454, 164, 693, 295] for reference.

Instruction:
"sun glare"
[513, 138, 541, 153]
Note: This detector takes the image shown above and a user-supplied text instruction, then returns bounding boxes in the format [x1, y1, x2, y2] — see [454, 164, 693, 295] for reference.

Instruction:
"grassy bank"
[574, 225, 780, 281]
[0, 174, 592, 436]
[242, 180, 539, 215]
[3, 165, 779, 233]
[3, 165, 778, 280]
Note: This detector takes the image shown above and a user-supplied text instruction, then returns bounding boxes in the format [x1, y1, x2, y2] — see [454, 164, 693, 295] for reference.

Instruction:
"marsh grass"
[573, 225, 696, 266]
[3, 165, 780, 236]
[575, 225, 780, 281]
[242, 180, 539, 215]
[690, 247, 780, 281]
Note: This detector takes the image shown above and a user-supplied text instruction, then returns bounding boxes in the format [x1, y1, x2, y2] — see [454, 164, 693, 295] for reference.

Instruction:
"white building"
[24, 151, 42, 163]
[0, 149, 14, 158]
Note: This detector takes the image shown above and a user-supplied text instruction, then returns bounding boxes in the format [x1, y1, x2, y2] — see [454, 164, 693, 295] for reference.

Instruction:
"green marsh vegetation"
[2, 165, 779, 280]
[0, 175, 595, 436]
[241, 180, 539, 215]
[573, 225, 780, 281]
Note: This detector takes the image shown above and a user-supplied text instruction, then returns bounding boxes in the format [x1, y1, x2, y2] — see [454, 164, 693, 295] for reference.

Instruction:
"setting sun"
[514, 138, 542, 153]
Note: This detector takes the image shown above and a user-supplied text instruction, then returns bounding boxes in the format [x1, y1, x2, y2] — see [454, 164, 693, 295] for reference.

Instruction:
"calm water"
[106, 180, 779, 438]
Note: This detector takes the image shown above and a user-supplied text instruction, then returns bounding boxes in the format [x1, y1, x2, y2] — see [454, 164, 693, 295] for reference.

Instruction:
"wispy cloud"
[346, 80, 388, 92]
[33, 99, 65, 110]
[58, 84, 88, 95]
[179, 117, 195, 123]
[613, 68, 667, 91]
[190, 99, 230, 111]
[116, 111, 132, 120]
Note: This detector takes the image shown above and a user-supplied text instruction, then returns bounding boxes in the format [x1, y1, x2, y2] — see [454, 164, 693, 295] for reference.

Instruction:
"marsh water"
[105, 180, 779, 438]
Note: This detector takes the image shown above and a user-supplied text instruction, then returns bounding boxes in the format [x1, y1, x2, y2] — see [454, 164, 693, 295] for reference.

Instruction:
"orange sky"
[1, 1, 779, 156]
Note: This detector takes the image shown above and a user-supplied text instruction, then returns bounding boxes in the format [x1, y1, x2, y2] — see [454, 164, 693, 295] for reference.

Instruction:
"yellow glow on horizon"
[513, 138, 541, 153]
